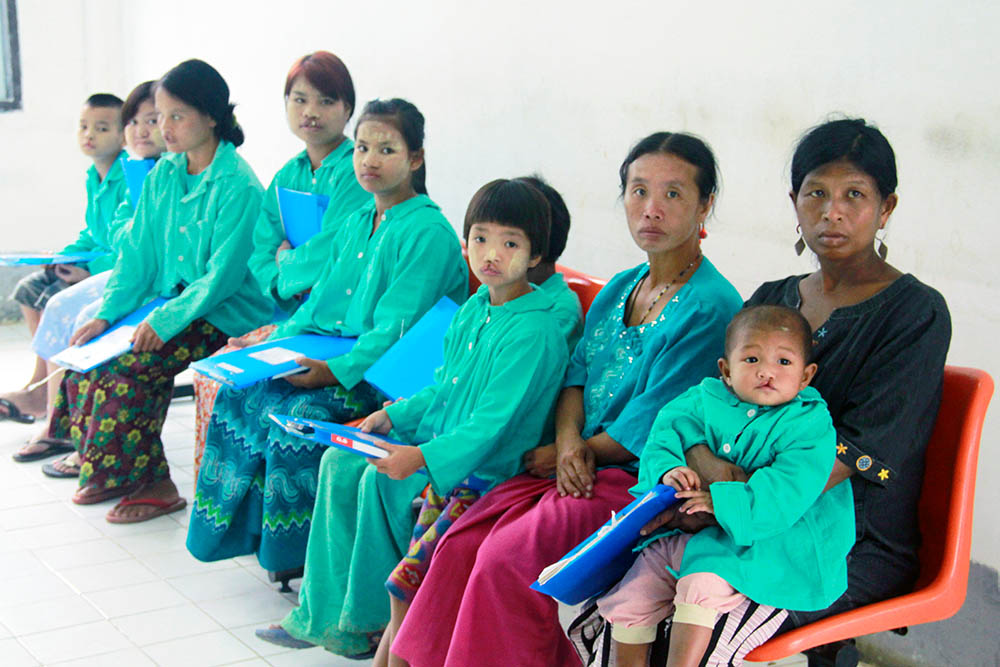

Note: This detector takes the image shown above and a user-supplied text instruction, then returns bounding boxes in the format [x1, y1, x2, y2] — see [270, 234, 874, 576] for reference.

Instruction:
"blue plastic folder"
[269, 413, 406, 459]
[277, 187, 331, 248]
[531, 485, 680, 605]
[0, 251, 109, 266]
[50, 297, 170, 373]
[190, 334, 356, 389]
[269, 413, 490, 492]
[363, 296, 459, 400]
[121, 157, 157, 206]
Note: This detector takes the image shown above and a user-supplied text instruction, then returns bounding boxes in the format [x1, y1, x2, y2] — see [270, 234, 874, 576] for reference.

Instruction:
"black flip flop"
[0, 398, 36, 424]
[42, 454, 81, 478]
[11, 437, 75, 463]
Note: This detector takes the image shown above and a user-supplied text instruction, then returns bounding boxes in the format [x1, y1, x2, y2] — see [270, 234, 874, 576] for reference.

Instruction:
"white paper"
[52, 326, 137, 372]
[247, 347, 301, 365]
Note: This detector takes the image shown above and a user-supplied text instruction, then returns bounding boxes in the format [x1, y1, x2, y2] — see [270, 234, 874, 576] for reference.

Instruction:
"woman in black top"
[686, 119, 951, 660]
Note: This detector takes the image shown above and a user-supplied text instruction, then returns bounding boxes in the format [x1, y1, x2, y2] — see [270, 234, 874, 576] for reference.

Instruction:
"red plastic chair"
[745, 365, 994, 664]
[555, 263, 607, 317]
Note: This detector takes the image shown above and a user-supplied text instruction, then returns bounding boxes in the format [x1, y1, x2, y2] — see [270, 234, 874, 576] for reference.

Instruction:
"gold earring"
[794, 224, 806, 256]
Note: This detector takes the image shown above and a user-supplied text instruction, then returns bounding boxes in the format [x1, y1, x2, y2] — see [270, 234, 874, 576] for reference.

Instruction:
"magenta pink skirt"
[391, 468, 638, 667]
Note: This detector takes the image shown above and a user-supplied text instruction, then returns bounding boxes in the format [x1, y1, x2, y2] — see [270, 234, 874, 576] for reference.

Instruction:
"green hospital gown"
[282, 284, 570, 654]
[248, 141, 369, 313]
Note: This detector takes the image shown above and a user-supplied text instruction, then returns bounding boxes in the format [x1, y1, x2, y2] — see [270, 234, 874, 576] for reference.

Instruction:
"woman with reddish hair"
[191, 51, 369, 476]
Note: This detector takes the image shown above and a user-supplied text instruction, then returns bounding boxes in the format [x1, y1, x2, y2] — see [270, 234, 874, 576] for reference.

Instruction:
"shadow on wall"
[0, 267, 32, 322]
[858, 561, 1000, 667]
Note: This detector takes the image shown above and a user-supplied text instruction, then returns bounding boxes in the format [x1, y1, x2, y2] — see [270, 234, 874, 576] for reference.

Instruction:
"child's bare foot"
[105, 478, 186, 523]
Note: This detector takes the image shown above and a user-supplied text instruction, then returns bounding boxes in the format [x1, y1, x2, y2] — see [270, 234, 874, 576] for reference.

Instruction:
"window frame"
[0, 0, 22, 112]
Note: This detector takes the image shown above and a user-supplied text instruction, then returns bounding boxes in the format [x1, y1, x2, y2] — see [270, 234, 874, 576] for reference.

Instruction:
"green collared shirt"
[249, 141, 370, 312]
[97, 141, 273, 342]
[637, 377, 855, 611]
[271, 194, 468, 389]
[385, 285, 569, 495]
[60, 150, 130, 274]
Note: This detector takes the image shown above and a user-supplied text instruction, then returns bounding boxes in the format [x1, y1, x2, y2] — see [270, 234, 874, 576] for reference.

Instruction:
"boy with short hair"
[4, 93, 127, 430]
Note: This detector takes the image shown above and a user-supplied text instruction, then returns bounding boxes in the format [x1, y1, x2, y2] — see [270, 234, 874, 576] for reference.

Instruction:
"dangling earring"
[698, 223, 707, 240]
[794, 224, 806, 256]
[875, 229, 889, 260]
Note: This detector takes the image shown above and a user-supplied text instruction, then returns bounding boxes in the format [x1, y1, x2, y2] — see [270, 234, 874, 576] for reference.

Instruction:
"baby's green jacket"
[271, 194, 468, 390]
[636, 377, 855, 611]
[385, 285, 569, 496]
[60, 150, 130, 274]
[248, 141, 369, 312]
[97, 141, 273, 342]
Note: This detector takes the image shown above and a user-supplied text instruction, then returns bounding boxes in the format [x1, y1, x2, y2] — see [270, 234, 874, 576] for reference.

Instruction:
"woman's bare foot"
[13, 425, 61, 458]
[105, 478, 185, 523]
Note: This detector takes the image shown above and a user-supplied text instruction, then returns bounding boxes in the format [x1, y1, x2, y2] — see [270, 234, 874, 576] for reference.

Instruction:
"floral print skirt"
[48, 319, 227, 491]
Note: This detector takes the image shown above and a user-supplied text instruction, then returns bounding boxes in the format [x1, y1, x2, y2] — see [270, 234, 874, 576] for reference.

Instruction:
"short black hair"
[513, 175, 569, 263]
[85, 93, 124, 110]
[791, 118, 897, 199]
[725, 305, 813, 362]
[463, 179, 550, 260]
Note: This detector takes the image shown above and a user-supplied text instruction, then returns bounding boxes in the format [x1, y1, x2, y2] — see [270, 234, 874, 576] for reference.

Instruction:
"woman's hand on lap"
[131, 322, 165, 352]
[359, 409, 393, 435]
[284, 357, 337, 388]
[555, 435, 596, 498]
[523, 443, 558, 478]
[70, 318, 110, 346]
[369, 443, 424, 480]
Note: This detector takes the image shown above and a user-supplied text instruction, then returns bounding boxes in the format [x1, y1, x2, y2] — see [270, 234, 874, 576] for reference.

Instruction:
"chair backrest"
[555, 263, 608, 316]
[913, 366, 993, 612]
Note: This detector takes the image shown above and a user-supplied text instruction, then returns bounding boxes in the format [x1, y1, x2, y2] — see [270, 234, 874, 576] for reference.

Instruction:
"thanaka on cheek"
[507, 249, 530, 276]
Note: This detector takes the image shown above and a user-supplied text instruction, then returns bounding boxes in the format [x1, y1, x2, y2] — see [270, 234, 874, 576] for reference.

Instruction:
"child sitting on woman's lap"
[596, 305, 855, 667]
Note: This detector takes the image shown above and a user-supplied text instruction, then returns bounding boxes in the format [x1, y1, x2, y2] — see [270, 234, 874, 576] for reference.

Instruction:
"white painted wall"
[3, 0, 998, 567]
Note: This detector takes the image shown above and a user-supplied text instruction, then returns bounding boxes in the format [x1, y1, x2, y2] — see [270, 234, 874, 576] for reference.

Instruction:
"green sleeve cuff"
[710, 481, 753, 546]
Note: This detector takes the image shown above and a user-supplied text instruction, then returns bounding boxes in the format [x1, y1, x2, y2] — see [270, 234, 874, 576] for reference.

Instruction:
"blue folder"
[531, 485, 680, 605]
[0, 251, 109, 266]
[50, 297, 170, 372]
[270, 413, 490, 492]
[277, 187, 330, 247]
[363, 297, 459, 400]
[121, 157, 157, 206]
[190, 334, 356, 389]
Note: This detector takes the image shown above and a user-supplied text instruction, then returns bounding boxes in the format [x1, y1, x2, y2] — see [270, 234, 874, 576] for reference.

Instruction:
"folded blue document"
[363, 297, 459, 400]
[190, 334, 356, 389]
[277, 187, 330, 248]
[51, 297, 170, 372]
[531, 485, 679, 605]
[0, 251, 109, 266]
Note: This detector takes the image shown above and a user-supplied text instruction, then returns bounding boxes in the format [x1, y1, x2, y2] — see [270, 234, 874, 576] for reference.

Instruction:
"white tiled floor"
[0, 322, 824, 667]
[0, 323, 367, 666]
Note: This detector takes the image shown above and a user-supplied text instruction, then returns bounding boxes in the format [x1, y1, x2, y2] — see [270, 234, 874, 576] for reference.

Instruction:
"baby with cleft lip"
[595, 304, 855, 667]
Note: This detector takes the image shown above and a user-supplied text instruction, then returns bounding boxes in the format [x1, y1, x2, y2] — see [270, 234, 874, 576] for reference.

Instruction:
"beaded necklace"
[632, 251, 702, 325]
